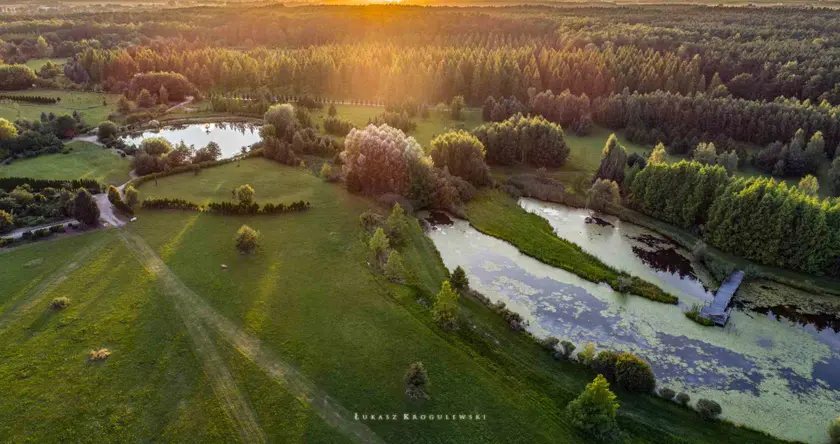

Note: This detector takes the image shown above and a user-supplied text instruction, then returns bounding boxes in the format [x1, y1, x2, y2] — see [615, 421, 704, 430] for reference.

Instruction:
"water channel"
[424, 198, 840, 443]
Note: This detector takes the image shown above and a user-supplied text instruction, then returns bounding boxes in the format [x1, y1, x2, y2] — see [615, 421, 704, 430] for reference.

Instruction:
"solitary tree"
[384, 250, 406, 282]
[136, 88, 156, 108]
[386, 203, 407, 245]
[158, 85, 169, 105]
[404, 361, 429, 399]
[594, 134, 628, 184]
[264, 103, 297, 134]
[649, 142, 667, 164]
[450, 266, 469, 291]
[235, 225, 260, 254]
[432, 280, 459, 330]
[328, 103, 337, 117]
[566, 374, 619, 440]
[236, 184, 255, 204]
[73, 188, 100, 226]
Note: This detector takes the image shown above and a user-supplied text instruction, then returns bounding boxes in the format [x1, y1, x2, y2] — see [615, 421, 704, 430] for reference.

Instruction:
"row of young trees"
[629, 159, 840, 275]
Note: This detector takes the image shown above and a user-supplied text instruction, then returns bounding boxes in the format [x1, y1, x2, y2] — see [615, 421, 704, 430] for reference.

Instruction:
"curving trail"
[118, 229, 384, 444]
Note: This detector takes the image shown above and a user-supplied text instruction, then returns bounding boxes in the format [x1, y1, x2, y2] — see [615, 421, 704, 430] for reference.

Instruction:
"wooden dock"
[699, 270, 745, 326]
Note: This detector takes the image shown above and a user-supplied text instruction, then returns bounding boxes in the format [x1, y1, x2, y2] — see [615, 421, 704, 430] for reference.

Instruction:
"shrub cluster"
[107, 185, 134, 216]
[323, 116, 355, 137]
[368, 111, 416, 133]
[0, 94, 58, 104]
[0, 177, 101, 193]
[142, 198, 310, 215]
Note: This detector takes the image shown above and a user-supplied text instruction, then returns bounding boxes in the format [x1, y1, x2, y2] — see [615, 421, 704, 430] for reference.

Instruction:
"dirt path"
[3, 219, 78, 240]
[0, 236, 109, 330]
[165, 96, 194, 114]
[118, 230, 266, 444]
[118, 229, 384, 444]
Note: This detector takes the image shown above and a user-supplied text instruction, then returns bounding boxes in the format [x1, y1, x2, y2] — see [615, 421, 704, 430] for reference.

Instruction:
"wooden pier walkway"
[699, 270, 745, 326]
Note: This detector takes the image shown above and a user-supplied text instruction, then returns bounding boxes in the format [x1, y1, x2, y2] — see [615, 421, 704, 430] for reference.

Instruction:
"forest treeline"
[4, 5, 840, 104]
[630, 161, 840, 276]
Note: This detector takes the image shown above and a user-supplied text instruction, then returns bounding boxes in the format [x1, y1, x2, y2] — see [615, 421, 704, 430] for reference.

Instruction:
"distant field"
[23, 58, 67, 71]
[0, 141, 132, 185]
[0, 89, 119, 125]
[311, 104, 483, 148]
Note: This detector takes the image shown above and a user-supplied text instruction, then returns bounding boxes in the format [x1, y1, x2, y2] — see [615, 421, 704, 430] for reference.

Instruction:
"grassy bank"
[0, 141, 132, 185]
[466, 188, 678, 304]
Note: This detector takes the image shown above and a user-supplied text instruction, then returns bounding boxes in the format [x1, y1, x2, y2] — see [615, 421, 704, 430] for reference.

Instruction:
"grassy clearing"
[0, 141, 132, 185]
[310, 104, 483, 149]
[23, 58, 67, 71]
[0, 88, 118, 125]
[0, 157, 783, 442]
[465, 188, 677, 303]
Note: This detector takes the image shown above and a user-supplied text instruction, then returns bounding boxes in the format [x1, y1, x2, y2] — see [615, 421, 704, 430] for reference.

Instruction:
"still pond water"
[425, 198, 840, 443]
[122, 123, 261, 158]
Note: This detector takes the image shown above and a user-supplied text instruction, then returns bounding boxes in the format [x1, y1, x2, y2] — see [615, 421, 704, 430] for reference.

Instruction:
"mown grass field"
[23, 58, 67, 71]
[0, 88, 118, 125]
[0, 141, 133, 185]
[0, 157, 783, 443]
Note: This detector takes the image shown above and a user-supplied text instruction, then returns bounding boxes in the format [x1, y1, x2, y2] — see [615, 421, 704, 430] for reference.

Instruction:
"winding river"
[425, 198, 840, 443]
[122, 122, 261, 158]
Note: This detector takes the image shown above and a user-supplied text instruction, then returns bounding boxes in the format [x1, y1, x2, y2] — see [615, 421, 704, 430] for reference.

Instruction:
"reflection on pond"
[122, 122, 261, 158]
[425, 202, 840, 443]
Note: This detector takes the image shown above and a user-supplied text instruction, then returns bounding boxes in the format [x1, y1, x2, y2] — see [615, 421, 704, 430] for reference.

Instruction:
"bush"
[696, 399, 722, 420]
[0, 209, 13, 233]
[359, 210, 384, 232]
[555, 340, 576, 360]
[676, 392, 690, 406]
[591, 350, 620, 381]
[142, 197, 202, 211]
[140, 137, 172, 157]
[124, 186, 139, 207]
[577, 342, 596, 365]
[566, 374, 619, 440]
[450, 266, 469, 291]
[829, 416, 840, 444]
[235, 225, 260, 254]
[49, 297, 70, 310]
[659, 387, 676, 401]
[472, 113, 569, 167]
[97, 121, 119, 142]
[429, 130, 491, 186]
[236, 184, 255, 205]
[108, 185, 133, 216]
[404, 361, 429, 399]
[615, 353, 656, 392]
[540, 337, 560, 352]
[88, 348, 111, 361]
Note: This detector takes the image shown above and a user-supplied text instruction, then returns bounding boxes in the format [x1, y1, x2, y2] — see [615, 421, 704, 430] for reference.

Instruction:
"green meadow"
[0, 157, 783, 443]
[0, 88, 118, 125]
[0, 141, 132, 185]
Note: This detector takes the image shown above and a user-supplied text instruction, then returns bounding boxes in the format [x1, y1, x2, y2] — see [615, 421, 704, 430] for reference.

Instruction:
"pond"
[424, 199, 840, 443]
[122, 123, 261, 159]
